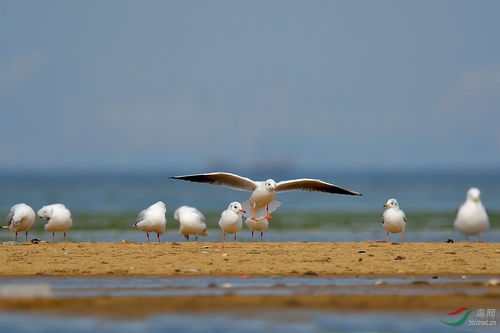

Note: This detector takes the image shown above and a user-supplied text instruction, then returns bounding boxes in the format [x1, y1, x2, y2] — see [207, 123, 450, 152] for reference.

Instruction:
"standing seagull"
[454, 187, 489, 241]
[245, 217, 269, 241]
[382, 198, 407, 242]
[219, 202, 245, 249]
[174, 205, 208, 241]
[37, 204, 73, 241]
[133, 201, 167, 243]
[171, 172, 362, 220]
[3, 203, 36, 242]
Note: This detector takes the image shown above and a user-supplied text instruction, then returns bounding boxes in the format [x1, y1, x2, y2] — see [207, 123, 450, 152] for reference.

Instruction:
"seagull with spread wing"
[171, 172, 362, 220]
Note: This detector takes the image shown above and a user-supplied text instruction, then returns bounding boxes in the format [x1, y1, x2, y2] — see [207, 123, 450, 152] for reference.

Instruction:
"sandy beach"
[0, 241, 498, 277]
[0, 240, 499, 321]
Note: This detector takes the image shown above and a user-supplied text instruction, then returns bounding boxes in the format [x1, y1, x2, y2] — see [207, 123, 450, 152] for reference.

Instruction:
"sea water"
[0, 169, 498, 240]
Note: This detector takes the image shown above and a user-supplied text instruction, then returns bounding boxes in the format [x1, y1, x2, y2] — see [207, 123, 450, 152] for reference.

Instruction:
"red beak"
[240, 209, 246, 213]
[383, 204, 388, 208]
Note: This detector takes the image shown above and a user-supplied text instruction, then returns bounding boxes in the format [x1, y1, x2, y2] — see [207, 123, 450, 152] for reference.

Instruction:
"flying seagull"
[171, 172, 362, 220]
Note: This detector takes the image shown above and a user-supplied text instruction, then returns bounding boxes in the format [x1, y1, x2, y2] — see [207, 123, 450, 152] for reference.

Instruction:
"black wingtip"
[346, 190, 363, 196]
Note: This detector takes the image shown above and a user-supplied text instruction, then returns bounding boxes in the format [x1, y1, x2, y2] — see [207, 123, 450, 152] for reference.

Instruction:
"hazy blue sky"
[1, 1, 499, 172]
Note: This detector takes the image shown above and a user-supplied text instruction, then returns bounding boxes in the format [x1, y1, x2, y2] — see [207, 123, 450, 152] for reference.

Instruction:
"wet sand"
[1, 293, 499, 318]
[0, 241, 498, 277]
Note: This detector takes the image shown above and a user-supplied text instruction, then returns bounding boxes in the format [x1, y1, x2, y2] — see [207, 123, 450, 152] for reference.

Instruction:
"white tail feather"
[241, 200, 282, 219]
[240, 200, 253, 217]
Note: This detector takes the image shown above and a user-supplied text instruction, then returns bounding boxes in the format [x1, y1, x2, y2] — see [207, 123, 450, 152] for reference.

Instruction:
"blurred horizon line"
[0, 165, 499, 180]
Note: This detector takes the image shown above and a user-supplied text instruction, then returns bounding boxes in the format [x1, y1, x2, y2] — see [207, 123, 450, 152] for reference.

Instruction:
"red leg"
[233, 233, 237, 241]
[264, 205, 273, 220]
[184, 234, 189, 241]
[221, 233, 226, 250]
[157, 233, 161, 243]
[15, 232, 18, 242]
[63, 231, 66, 240]
[251, 207, 259, 221]
[195, 235, 198, 241]
[25, 231, 28, 242]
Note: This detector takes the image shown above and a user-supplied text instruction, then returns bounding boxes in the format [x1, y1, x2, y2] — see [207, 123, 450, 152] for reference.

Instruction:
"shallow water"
[1, 229, 499, 243]
[0, 276, 495, 298]
[0, 309, 496, 333]
[1, 276, 497, 332]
